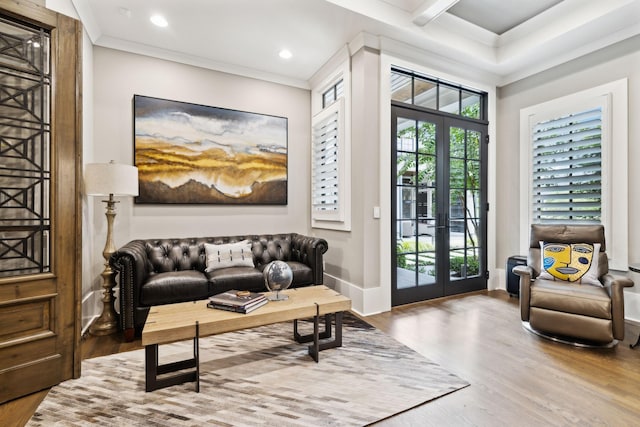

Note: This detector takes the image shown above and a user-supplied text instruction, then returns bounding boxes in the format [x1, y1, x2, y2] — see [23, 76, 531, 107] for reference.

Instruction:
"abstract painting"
[133, 95, 287, 204]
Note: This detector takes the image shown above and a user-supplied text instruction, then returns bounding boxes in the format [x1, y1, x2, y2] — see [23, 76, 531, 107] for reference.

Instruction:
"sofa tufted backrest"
[144, 234, 298, 274]
[251, 235, 292, 268]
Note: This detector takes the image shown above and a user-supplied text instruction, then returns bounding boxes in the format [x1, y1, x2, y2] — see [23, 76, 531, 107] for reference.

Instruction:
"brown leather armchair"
[513, 224, 633, 347]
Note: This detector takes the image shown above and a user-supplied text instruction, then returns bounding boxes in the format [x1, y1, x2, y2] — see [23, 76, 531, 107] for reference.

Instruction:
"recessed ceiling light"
[150, 14, 168, 28]
[279, 49, 292, 59]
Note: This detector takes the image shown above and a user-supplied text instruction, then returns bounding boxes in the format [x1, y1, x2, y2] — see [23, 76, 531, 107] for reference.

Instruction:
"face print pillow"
[539, 242, 601, 286]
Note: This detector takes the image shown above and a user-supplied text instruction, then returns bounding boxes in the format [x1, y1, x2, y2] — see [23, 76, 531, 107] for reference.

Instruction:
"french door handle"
[436, 214, 450, 230]
[436, 213, 449, 229]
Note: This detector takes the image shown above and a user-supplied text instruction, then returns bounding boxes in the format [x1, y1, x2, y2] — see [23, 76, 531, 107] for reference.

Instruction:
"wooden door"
[0, 0, 81, 404]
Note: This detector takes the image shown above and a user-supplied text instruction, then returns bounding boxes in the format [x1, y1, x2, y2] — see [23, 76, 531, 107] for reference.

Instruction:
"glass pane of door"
[0, 17, 51, 278]
[446, 124, 485, 293]
[395, 115, 439, 288]
[393, 108, 443, 305]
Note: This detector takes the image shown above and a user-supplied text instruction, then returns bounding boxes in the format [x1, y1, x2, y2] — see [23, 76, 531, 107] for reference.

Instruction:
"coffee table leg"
[144, 322, 200, 392]
[194, 321, 200, 393]
[310, 303, 320, 362]
[322, 313, 332, 339]
[145, 344, 159, 392]
[293, 309, 346, 363]
[334, 311, 343, 347]
[294, 313, 332, 342]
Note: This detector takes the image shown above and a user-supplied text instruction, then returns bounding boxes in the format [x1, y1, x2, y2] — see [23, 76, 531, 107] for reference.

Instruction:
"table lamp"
[85, 161, 138, 336]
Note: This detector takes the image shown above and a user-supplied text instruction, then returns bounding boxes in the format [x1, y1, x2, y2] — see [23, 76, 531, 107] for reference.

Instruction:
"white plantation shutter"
[311, 55, 350, 231]
[521, 80, 628, 270]
[531, 107, 602, 223]
[312, 98, 344, 221]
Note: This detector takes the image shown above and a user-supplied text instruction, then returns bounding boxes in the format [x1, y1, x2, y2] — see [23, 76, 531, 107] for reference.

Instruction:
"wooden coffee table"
[142, 285, 352, 392]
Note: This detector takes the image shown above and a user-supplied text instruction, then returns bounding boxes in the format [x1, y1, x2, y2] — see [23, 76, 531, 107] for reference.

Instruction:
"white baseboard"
[323, 273, 390, 316]
[491, 268, 505, 292]
[625, 292, 640, 324]
[81, 290, 99, 335]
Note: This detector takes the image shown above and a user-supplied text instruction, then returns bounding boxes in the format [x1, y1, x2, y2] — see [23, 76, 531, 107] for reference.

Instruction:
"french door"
[392, 104, 487, 306]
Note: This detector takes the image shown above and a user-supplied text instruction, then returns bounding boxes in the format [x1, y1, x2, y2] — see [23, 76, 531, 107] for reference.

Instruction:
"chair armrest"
[290, 233, 328, 284]
[109, 240, 150, 334]
[602, 273, 634, 340]
[512, 265, 532, 279]
[512, 265, 533, 321]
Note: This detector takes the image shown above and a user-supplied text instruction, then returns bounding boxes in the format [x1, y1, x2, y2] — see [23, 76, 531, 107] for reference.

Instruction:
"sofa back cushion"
[251, 236, 292, 268]
[144, 234, 296, 273]
[146, 239, 206, 273]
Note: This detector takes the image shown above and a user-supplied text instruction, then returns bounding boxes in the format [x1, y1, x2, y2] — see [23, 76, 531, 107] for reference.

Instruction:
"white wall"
[85, 47, 311, 321]
[319, 45, 385, 314]
[497, 35, 640, 322]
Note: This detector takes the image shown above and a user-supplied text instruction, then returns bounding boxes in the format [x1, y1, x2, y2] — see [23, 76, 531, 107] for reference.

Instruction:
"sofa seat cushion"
[530, 278, 611, 319]
[529, 307, 613, 343]
[141, 270, 209, 306]
[206, 267, 265, 294]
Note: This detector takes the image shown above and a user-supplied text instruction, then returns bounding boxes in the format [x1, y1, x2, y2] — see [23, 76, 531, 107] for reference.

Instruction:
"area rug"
[28, 315, 468, 426]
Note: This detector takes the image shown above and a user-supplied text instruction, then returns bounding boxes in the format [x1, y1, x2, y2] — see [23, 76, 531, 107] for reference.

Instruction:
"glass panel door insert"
[392, 107, 487, 306]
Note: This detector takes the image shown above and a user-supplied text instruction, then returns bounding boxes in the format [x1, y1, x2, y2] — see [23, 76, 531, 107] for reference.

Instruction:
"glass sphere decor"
[263, 260, 293, 301]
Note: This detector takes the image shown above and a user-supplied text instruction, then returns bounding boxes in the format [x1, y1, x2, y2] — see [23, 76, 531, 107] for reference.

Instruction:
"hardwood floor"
[3, 290, 639, 426]
[368, 291, 640, 427]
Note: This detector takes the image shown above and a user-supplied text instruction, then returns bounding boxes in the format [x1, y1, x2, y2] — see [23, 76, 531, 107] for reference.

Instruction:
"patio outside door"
[392, 105, 488, 306]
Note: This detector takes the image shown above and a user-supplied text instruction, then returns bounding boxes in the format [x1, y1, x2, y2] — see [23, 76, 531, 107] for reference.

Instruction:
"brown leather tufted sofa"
[110, 233, 328, 341]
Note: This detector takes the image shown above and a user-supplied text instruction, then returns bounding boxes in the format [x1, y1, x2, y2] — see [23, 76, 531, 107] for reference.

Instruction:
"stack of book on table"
[207, 290, 268, 314]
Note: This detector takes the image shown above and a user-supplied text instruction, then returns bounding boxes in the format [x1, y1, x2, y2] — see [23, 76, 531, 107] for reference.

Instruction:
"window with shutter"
[312, 98, 344, 221]
[311, 56, 350, 231]
[519, 79, 628, 270]
[531, 107, 602, 223]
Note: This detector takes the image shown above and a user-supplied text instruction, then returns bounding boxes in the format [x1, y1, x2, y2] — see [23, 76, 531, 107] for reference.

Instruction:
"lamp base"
[89, 314, 118, 336]
[90, 204, 119, 337]
[89, 268, 118, 335]
[89, 273, 118, 336]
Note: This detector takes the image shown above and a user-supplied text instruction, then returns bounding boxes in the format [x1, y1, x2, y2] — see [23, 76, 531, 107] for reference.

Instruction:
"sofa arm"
[512, 265, 533, 321]
[290, 233, 328, 284]
[602, 273, 634, 340]
[109, 240, 150, 339]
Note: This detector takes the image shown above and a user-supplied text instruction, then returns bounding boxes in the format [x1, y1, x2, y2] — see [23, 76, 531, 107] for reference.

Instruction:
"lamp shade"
[85, 162, 139, 196]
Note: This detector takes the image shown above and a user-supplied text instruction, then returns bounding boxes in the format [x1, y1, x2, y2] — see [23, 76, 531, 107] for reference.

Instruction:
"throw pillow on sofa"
[205, 240, 254, 272]
[539, 241, 601, 286]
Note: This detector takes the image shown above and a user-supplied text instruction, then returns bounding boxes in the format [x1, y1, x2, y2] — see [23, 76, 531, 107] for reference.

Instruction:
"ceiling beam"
[412, 0, 460, 26]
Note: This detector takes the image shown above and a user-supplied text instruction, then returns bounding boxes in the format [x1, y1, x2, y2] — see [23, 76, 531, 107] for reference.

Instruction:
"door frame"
[391, 102, 488, 306]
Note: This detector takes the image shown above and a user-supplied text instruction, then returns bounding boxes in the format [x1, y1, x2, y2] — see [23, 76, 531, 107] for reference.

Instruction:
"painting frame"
[133, 95, 288, 205]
